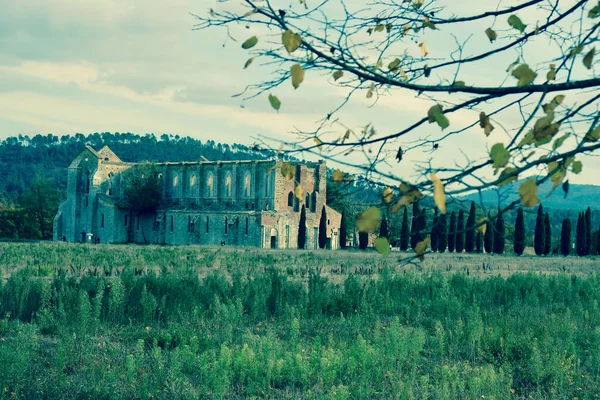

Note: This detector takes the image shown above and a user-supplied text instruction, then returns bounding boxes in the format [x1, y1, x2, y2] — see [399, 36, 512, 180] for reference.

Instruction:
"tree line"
[341, 201, 599, 257]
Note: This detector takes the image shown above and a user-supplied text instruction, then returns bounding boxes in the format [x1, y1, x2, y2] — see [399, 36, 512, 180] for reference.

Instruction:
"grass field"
[1, 242, 600, 399]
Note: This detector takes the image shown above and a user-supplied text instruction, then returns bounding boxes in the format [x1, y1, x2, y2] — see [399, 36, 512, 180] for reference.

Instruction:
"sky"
[0, 0, 598, 188]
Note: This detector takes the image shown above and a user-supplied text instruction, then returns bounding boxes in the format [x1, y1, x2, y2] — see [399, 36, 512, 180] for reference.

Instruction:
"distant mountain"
[463, 179, 600, 211]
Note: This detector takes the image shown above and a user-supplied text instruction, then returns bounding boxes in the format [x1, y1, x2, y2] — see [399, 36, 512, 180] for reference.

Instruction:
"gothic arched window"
[206, 173, 214, 197]
[305, 192, 311, 211]
[311, 192, 317, 213]
[189, 174, 196, 189]
[287, 191, 294, 207]
[225, 173, 232, 197]
[243, 172, 251, 197]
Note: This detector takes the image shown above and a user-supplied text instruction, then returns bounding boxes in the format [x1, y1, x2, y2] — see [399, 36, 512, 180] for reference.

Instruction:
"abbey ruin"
[53, 146, 341, 249]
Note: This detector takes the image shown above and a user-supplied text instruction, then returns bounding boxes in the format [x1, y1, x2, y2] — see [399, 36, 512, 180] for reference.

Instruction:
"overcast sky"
[0, 0, 598, 187]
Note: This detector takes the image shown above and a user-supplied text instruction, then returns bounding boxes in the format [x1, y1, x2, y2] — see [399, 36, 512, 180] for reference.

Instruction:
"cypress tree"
[476, 232, 483, 253]
[560, 218, 571, 256]
[400, 207, 410, 251]
[456, 209, 465, 253]
[437, 212, 447, 253]
[417, 207, 426, 243]
[585, 207, 592, 256]
[493, 210, 505, 254]
[379, 215, 389, 239]
[534, 204, 545, 256]
[484, 218, 494, 253]
[577, 213, 584, 256]
[318, 206, 327, 249]
[514, 207, 525, 255]
[448, 211, 456, 253]
[358, 231, 368, 250]
[410, 202, 420, 250]
[339, 211, 347, 249]
[465, 202, 476, 253]
[431, 209, 439, 252]
[543, 213, 551, 255]
[596, 227, 600, 256]
[298, 205, 307, 249]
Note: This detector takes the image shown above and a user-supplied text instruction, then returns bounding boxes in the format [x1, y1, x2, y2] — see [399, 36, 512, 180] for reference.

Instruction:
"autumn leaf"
[243, 57, 255, 69]
[585, 125, 600, 142]
[356, 207, 381, 232]
[512, 64, 537, 86]
[497, 167, 518, 187]
[375, 237, 391, 256]
[542, 95, 565, 114]
[268, 94, 281, 111]
[414, 237, 430, 261]
[507, 15, 527, 32]
[419, 42, 428, 57]
[427, 105, 450, 130]
[281, 162, 295, 181]
[314, 137, 323, 152]
[519, 178, 539, 207]
[333, 70, 343, 81]
[388, 58, 401, 72]
[490, 143, 510, 169]
[476, 218, 487, 235]
[485, 28, 497, 42]
[572, 160, 583, 174]
[430, 172, 446, 214]
[583, 47, 595, 69]
[241, 36, 258, 49]
[332, 169, 344, 184]
[294, 184, 304, 200]
[546, 64, 556, 81]
[479, 112, 495, 136]
[282, 30, 302, 53]
[290, 63, 305, 89]
[382, 188, 395, 204]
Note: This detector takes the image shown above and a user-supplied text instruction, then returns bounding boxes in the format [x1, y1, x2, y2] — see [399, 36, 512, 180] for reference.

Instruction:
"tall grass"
[1, 251, 600, 398]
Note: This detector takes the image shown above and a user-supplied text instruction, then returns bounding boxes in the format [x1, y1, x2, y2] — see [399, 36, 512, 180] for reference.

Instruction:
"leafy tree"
[484, 218, 494, 254]
[298, 205, 307, 249]
[198, 1, 600, 232]
[465, 202, 476, 253]
[318, 206, 327, 249]
[561, 218, 571, 256]
[514, 207, 525, 255]
[410, 202, 421, 250]
[379, 214, 389, 239]
[339, 210, 347, 249]
[430, 209, 439, 252]
[400, 207, 410, 251]
[543, 213, 551, 255]
[19, 177, 61, 240]
[358, 231, 368, 250]
[534, 204, 545, 256]
[455, 209, 465, 253]
[121, 163, 162, 214]
[437, 212, 447, 253]
[447, 211, 456, 253]
[585, 207, 592, 256]
[493, 210, 505, 254]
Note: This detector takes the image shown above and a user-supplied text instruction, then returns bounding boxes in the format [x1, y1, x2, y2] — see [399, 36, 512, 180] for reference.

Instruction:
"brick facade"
[54, 146, 341, 249]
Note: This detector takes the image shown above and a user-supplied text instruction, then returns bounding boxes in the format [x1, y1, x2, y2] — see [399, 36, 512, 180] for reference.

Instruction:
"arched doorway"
[270, 228, 277, 249]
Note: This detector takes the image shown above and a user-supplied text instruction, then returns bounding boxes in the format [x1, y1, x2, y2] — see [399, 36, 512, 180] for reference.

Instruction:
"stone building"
[53, 146, 341, 249]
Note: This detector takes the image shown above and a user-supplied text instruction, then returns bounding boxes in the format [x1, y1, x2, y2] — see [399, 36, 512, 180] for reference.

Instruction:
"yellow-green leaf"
[485, 28, 497, 42]
[366, 83, 375, 99]
[374, 237, 391, 256]
[314, 137, 323, 152]
[419, 42, 428, 57]
[552, 133, 570, 150]
[332, 169, 344, 184]
[243, 57, 255, 69]
[569, 44, 584, 58]
[290, 63, 305, 89]
[519, 178, 539, 207]
[547, 64, 556, 81]
[241, 36, 258, 49]
[572, 160, 583, 174]
[281, 162, 295, 181]
[427, 104, 450, 130]
[356, 207, 381, 232]
[282, 30, 302, 53]
[294, 184, 304, 200]
[479, 112, 495, 136]
[542, 95, 565, 114]
[498, 167, 518, 187]
[583, 47, 595, 69]
[476, 218, 487, 235]
[388, 58, 401, 72]
[589, 3, 600, 18]
[490, 143, 510, 168]
[507, 15, 527, 33]
[585, 125, 600, 142]
[506, 57, 520, 73]
[512, 64, 537, 86]
[414, 237, 430, 261]
[268, 94, 281, 111]
[547, 161, 566, 188]
[430, 172, 446, 214]
[382, 188, 395, 204]
[333, 70, 343, 81]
